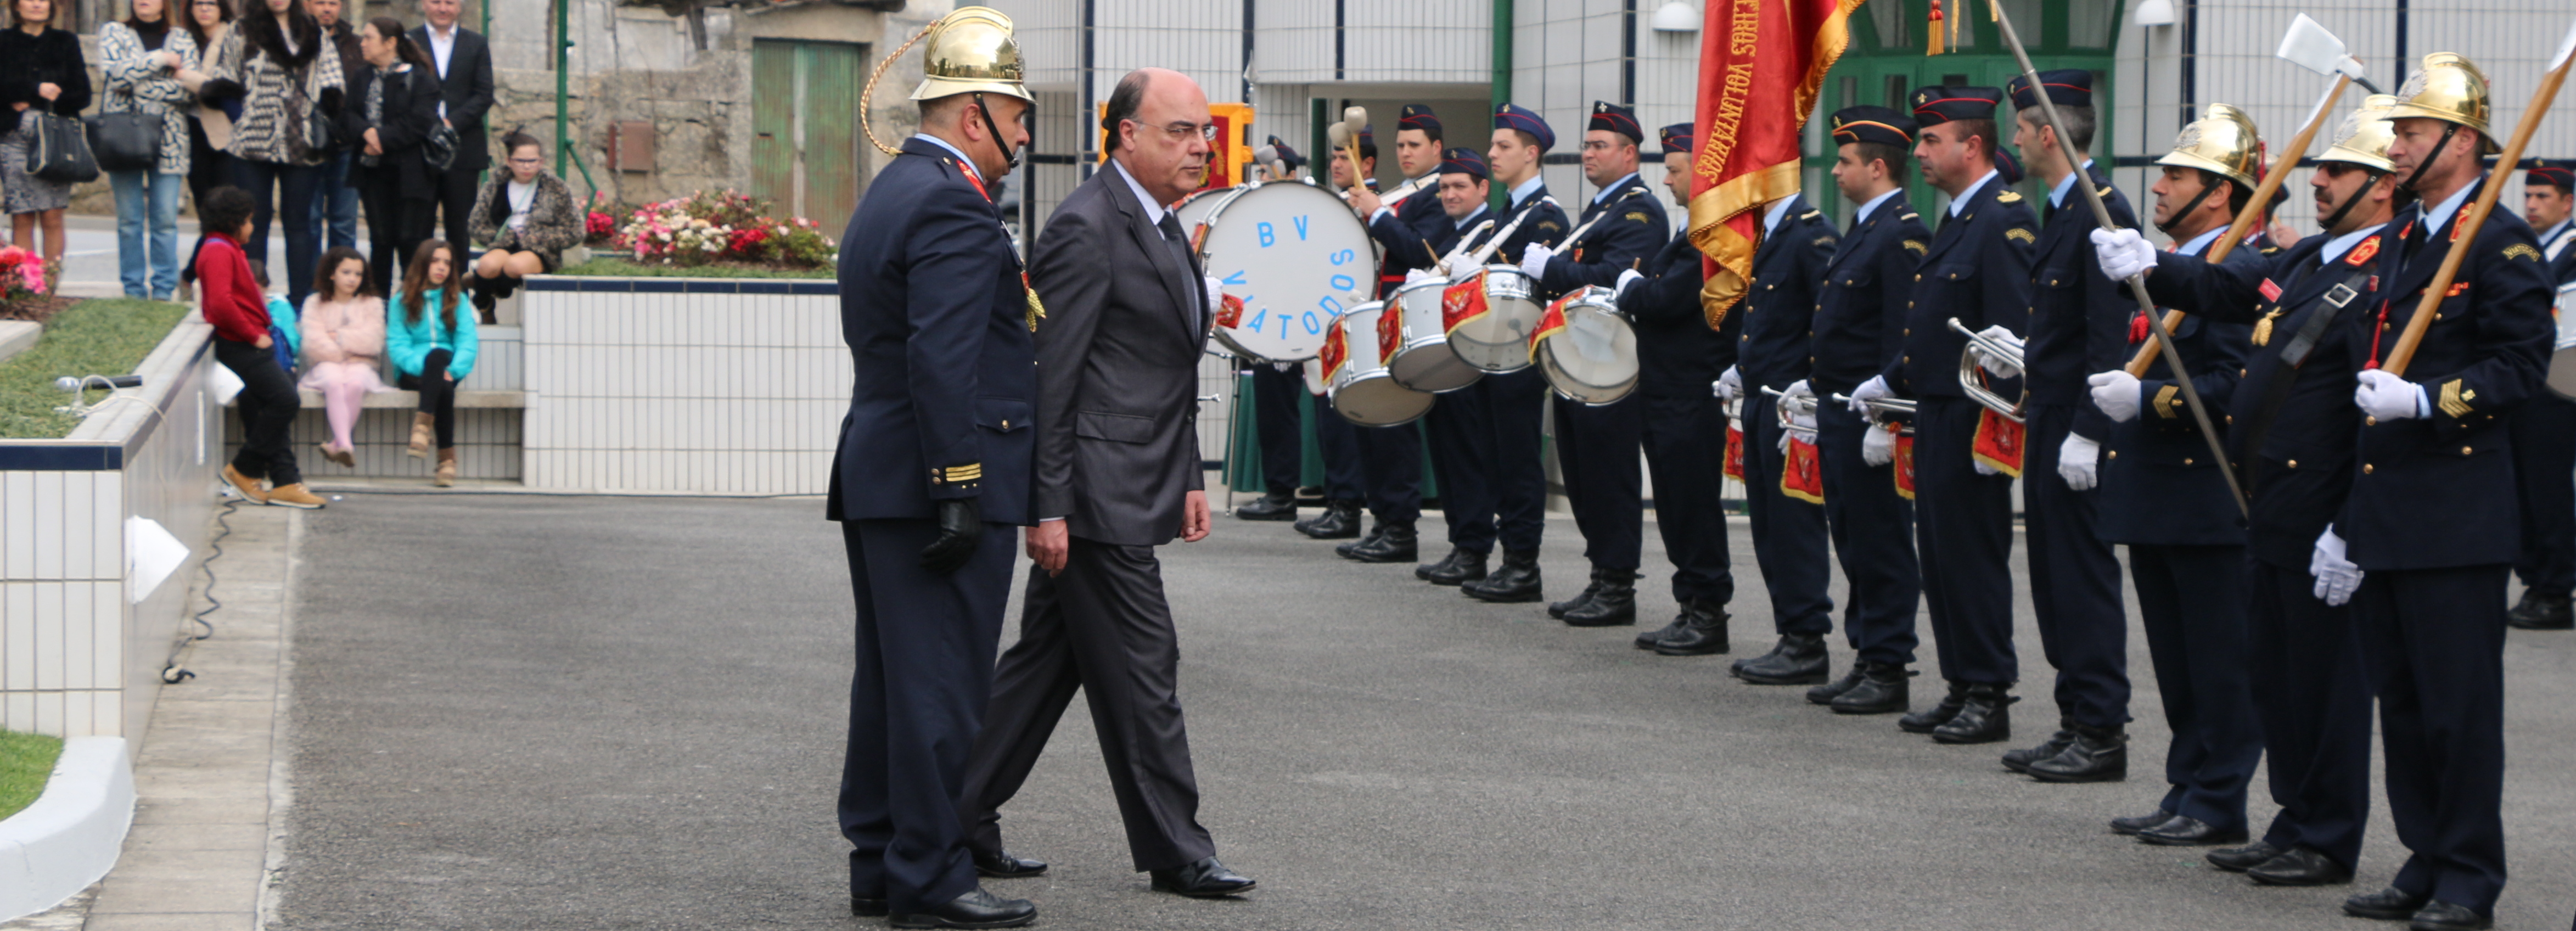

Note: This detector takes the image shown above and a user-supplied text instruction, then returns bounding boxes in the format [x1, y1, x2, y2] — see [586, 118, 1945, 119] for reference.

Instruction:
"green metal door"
[751, 42, 797, 213]
[752, 40, 868, 223]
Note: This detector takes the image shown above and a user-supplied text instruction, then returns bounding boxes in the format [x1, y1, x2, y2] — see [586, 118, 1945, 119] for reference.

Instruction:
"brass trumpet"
[1832, 392, 1917, 435]
[1761, 384, 1820, 441]
[1947, 318, 2028, 423]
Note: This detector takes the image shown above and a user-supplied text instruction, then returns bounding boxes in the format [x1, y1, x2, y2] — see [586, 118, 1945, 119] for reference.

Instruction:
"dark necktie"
[1157, 212, 1199, 313]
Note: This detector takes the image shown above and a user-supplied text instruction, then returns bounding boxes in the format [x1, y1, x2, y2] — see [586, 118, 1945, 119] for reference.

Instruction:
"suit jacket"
[1368, 173, 1450, 295]
[826, 138, 1037, 525]
[1812, 193, 1930, 397]
[341, 65, 442, 200]
[1735, 195, 1838, 391]
[2095, 236, 2259, 547]
[2024, 165, 2138, 442]
[1619, 230, 1742, 396]
[1030, 163, 1211, 546]
[1536, 174, 1667, 300]
[2339, 176, 2555, 570]
[408, 24, 494, 170]
[2145, 227, 2386, 567]
[1887, 175, 2039, 398]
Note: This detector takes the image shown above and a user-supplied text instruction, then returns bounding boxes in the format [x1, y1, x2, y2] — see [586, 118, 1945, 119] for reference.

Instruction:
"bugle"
[1832, 392, 1917, 434]
[1947, 318, 2027, 423]
[1762, 384, 1820, 440]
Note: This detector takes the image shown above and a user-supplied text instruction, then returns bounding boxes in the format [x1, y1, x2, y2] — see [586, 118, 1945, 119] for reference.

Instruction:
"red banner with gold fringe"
[1687, 0, 1867, 329]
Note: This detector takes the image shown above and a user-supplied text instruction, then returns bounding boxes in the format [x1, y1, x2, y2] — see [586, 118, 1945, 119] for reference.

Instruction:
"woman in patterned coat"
[100, 0, 207, 300]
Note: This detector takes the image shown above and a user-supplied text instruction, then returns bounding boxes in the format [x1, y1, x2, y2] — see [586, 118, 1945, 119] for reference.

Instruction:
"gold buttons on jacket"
[1915, 274, 1923, 281]
[2108, 450, 2119, 459]
[2366, 416, 2377, 427]
[2364, 463, 2375, 474]
[2286, 459, 2298, 469]
[2463, 446, 2473, 455]
[2184, 457, 2195, 466]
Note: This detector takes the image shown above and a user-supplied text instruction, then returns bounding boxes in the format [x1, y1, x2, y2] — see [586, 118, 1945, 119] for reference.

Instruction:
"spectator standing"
[0, 0, 94, 286]
[385, 238, 473, 487]
[202, 186, 327, 509]
[202, 0, 345, 308]
[344, 16, 436, 291]
[180, 0, 236, 226]
[304, 0, 360, 250]
[101, 0, 206, 301]
[409, 0, 491, 254]
[298, 245, 389, 468]
[465, 132, 580, 317]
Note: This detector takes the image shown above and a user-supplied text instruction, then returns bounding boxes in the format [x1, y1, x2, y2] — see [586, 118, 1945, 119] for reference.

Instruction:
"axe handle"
[2383, 53, 2571, 375]
[2123, 74, 2351, 378]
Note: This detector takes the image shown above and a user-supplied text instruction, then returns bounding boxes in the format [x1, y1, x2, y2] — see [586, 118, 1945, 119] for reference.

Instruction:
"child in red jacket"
[203, 187, 325, 509]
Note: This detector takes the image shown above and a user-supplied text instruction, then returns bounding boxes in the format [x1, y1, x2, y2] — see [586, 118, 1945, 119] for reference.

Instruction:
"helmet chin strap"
[974, 92, 1024, 172]
[2317, 168, 2386, 233]
[2153, 169, 2223, 235]
[2398, 121, 2460, 196]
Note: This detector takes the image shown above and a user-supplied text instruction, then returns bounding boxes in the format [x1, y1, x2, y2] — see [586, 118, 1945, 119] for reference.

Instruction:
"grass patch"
[0, 298, 192, 439]
[553, 256, 834, 279]
[0, 729, 64, 821]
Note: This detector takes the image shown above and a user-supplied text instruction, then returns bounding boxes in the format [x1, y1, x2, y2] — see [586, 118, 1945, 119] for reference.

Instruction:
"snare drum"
[1198, 181, 1378, 362]
[2548, 282, 2576, 401]
[1443, 265, 1545, 372]
[1328, 301, 1435, 427]
[1386, 277, 1483, 392]
[1530, 288, 1640, 406]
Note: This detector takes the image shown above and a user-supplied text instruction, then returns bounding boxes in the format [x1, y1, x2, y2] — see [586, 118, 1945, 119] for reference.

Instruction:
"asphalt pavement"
[275, 493, 2576, 930]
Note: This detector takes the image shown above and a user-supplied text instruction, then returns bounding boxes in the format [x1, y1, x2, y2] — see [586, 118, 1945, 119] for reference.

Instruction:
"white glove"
[1715, 366, 1743, 403]
[1519, 243, 1555, 279]
[1973, 326, 2025, 379]
[1974, 458, 2002, 476]
[1861, 423, 1897, 466]
[1848, 374, 1893, 414]
[2087, 369, 2142, 423]
[2058, 432, 2101, 491]
[1203, 276, 1226, 315]
[1404, 268, 1436, 285]
[2310, 525, 2364, 607]
[1614, 268, 1646, 298]
[2092, 227, 2156, 281]
[2355, 368, 2429, 421]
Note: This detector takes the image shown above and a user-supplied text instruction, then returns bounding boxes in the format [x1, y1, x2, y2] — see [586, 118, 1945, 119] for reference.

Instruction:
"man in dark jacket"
[411, 0, 493, 254]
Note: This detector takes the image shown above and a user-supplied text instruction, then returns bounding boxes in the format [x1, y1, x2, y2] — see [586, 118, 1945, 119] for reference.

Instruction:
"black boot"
[1336, 520, 1388, 558]
[1897, 680, 1968, 733]
[1808, 664, 1865, 705]
[1729, 632, 1787, 676]
[1831, 661, 1911, 714]
[1561, 568, 1637, 626]
[1345, 519, 1418, 563]
[1733, 632, 1828, 685]
[1932, 682, 2015, 744]
[2508, 589, 2574, 630]
[1548, 567, 1602, 619]
[1463, 549, 1542, 603]
[2026, 722, 2128, 782]
[1417, 547, 1488, 585]
[469, 274, 500, 313]
[1234, 490, 1297, 521]
[1295, 500, 1361, 539]
[1652, 598, 1731, 655]
[2001, 717, 2075, 774]
[1636, 612, 1687, 650]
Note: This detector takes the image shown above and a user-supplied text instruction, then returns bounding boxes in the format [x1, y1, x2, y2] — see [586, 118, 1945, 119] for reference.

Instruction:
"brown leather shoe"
[434, 448, 458, 487]
[264, 483, 327, 509]
[407, 412, 435, 458]
[319, 442, 356, 468]
[220, 464, 268, 503]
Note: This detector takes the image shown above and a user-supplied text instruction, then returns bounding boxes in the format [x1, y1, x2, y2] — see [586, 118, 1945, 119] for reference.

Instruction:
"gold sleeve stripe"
[935, 464, 984, 483]
[2155, 384, 2182, 419]
[2438, 380, 2474, 419]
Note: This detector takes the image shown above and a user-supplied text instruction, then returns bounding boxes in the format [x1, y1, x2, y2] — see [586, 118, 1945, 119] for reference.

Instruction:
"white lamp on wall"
[1651, 0, 1702, 32]
[2133, 0, 2177, 28]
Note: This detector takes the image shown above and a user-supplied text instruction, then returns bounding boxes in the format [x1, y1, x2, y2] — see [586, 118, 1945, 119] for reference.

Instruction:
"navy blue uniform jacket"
[2095, 237, 2259, 546]
[1887, 176, 2040, 398]
[1369, 174, 1451, 291]
[1619, 228, 1744, 395]
[2024, 166, 2138, 442]
[1735, 195, 1839, 391]
[1536, 174, 1666, 300]
[1475, 185, 1572, 274]
[827, 138, 1037, 525]
[2342, 176, 2556, 570]
[1812, 193, 1930, 397]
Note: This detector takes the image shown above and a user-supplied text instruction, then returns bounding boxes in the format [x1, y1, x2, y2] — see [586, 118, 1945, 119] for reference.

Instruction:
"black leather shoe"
[2406, 901, 2491, 930]
[1735, 632, 1827, 684]
[1464, 549, 1543, 603]
[1335, 521, 1387, 558]
[1728, 633, 1785, 676]
[2026, 723, 2126, 782]
[2246, 845, 2354, 886]
[1149, 856, 1256, 897]
[2507, 589, 2573, 630]
[1549, 567, 1602, 619]
[1418, 547, 1487, 585]
[2136, 815, 2248, 846]
[2204, 840, 2281, 872]
[2109, 808, 2175, 835]
[1898, 681, 1967, 733]
[1345, 519, 1418, 563]
[1653, 598, 1731, 655]
[889, 887, 1036, 929]
[1808, 664, 1866, 704]
[1931, 682, 2014, 744]
[1294, 500, 1362, 539]
[1234, 491, 1297, 521]
[1562, 568, 1637, 626]
[2002, 721, 2074, 773]
[2343, 887, 2431, 921]
[854, 896, 889, 917]
[973, 849, 1048, 878]
[1636, 615, 1685, 650]
[1831, 661, 1910, 714]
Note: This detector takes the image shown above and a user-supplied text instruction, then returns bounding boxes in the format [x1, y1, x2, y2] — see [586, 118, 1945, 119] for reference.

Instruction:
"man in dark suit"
[2508, 161, 2576, 630]
[1458, 104, 1570, 605]
[824, 9, 1040, 927]
[411, 0, 493, 259]
[1847, 86, 2036, 745]
[1520, 102, 1665, 626]
[1801, 108, 1928, 711]
[1711, 188, 1836, 678]
[961, 66, 1257, 901]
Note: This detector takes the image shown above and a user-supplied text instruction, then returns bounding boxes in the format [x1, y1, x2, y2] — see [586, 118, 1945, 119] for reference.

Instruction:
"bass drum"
[1531, 288, 1641, 406]
[1445, 265, 1545, 372]
[2549, 282, 2576, 401]
[1174, 184, 1236, 244]
[1328, 302, 1435, 427]
[1199, 180, 1379, 362]
[1387, 276, 1483, 392]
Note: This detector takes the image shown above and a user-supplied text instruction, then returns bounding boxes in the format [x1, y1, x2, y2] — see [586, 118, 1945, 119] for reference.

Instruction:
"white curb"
[0, 737, 135, 922]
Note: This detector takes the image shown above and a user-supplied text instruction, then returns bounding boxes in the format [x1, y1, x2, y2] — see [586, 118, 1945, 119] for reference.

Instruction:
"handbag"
[24, 104, 100, 183]
[87, 90, 161, 172]
[418, 74, 457, 171]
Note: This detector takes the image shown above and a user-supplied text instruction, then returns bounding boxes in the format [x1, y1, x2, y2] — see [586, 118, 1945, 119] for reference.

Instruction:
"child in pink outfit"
[298, 248, 394, 467]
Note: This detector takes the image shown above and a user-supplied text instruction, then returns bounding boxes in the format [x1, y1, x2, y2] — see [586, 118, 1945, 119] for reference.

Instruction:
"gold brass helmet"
[908, 7, 1032, 103]
[2385, 52, 2499, 154]
[2317, 94, 2401, 172]
[2155, 103, 2263, 191]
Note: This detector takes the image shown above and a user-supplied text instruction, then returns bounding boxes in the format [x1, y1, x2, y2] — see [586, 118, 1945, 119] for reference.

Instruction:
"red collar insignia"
[2344, 234, 2381, 267]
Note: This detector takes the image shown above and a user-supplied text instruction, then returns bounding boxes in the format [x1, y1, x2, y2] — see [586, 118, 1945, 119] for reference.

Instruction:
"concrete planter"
[0, 737, 134, 922]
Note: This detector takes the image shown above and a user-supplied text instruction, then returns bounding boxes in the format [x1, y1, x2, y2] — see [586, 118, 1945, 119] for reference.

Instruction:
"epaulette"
[1898, 212, 1919, 222]
[1996, 190, 2024, 204]
[1799, 210, 1821, 221]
